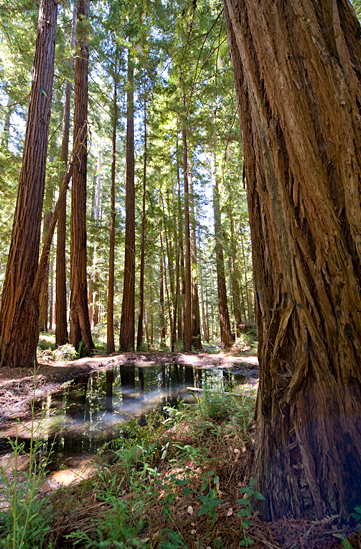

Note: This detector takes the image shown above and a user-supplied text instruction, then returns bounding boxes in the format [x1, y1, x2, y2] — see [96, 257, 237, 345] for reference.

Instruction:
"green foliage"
[0, 368, 54, 549]
[66, 494, 148, 548]
[236, 477, 265, 547]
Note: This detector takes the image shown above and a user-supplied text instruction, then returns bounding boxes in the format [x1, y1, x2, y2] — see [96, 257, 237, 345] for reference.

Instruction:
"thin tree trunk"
[119, 53, 135, 351]
[107, 53, 118, 354]
[69, 0, 94, 353]
[159, 233, 166, 346]
[137, 100, 147, 351]
[0, 0, 58, 368]
[39, 211, 53, 332]
[177, 141, 185, 344]
[239, 225, 251, 322]
[171, 176, 180, 352]
[226, 179, 243, 333]
[182, 98, 192, 351]
[211, 150, 233, 349]
[225, 0, 361, 521]
[189, 166, 202, 349]
[1, 99, 12, 149]
[56, 4, 76, 346]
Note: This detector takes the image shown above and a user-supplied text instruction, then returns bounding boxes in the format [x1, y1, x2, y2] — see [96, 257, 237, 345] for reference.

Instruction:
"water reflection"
[24, 364, 251, 467]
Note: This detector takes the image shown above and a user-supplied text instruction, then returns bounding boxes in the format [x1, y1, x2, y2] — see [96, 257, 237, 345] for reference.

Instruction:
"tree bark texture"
[107, 56, 118, 355]
[190, 172, 202, 350]
[39, 211, 53, 332]
[182, 106, 192, 352]
[55, 4, 76, 347]
[0, 0, 57, 368]
[119, 56, 135, 352]
[69, 0, 94, 354]
[211, 152, 233, 349]
[225, 0, 361, 521]
[137, 101, 147, 351]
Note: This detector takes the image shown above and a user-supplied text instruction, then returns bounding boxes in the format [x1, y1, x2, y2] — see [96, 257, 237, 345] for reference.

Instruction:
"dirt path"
[0, 350, 258, 427]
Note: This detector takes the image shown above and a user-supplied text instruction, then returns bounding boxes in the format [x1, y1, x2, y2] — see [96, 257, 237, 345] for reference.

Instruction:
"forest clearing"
[2, 0, 361, 547]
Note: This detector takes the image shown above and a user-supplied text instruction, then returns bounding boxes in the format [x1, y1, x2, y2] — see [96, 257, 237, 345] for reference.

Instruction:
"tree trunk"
[107, 53, 118, 355]
[137, 100, 147, 351]
[39, 211, 53, 332]
[189, 167, 202, 350]
[182, 100, 192, 351]
[211, 151, 233, 349]
[177, 140, 185, 344]
[171, 176, 180, 352]
[56, 4, 76, 346]
[119, 54, 135, 352]
[0, 0, 58, 368]
[69, 0, 94, 354]
[159, 233, 166, 346]
[225, 0, 361, 521]
[226, 179, 243, 333]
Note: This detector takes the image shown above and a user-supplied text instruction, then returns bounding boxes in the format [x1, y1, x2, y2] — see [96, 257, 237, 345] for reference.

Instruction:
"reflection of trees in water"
[106, 370, 114, 413]
[42, 363, 202, 468]
[195, 367, 202, 388]
[184, 365, 194, 385]
[120, 365, 135, 401]
[138, 367, 144, 393]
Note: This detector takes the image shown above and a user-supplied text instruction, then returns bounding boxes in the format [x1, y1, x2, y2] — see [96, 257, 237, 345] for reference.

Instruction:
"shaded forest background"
[0, 0, 256, 354]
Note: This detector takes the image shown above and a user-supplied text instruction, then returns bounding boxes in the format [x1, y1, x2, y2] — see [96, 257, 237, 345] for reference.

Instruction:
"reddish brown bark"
[137, 101, 147, 351]
[182, 100, 192, 352]
[107, 54, 119, 355]
[0, 0, 58, 368]
[69, 0, 94, 354]
[55, 4, 76, 347]
[39, 211, 53, 332]
[189, 171, 202, 350]
[119, 55, 135, 352]
[225, 0, 361, 521]
[211, 151, 233, 349]
[159, 233, 166, 346]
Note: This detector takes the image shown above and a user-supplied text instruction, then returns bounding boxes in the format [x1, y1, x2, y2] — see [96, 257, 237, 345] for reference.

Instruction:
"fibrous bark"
[137, 100, 147, 351]
[189, 169, 202, 350]
[211, 151, 233, 349]
[56, 4, 76, 347]
[69, 0, 94, 354]
[182, 99, 192, 352]
[107, 53, 119, 355]
[119, 54, 135, 352]
[0, 0, 58, 368]
[225, 0, 361, 521]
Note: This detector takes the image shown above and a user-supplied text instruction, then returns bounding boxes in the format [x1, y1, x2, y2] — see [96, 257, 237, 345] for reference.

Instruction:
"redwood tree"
[69, 0, 94, 353]
[119, 53, 135, 352]
[225, 0, 361, 521]
[0, 0, 58, 368]
[56, 4, 77, 347]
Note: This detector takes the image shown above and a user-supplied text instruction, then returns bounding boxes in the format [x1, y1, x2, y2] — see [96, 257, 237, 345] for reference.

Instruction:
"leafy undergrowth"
[1, 384, 361, 549]
[47, 387, 257, 549]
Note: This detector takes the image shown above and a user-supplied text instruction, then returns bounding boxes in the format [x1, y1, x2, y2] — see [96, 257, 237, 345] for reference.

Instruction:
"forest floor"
[0, 347, 258, 427]
[1, 348, 360, 548]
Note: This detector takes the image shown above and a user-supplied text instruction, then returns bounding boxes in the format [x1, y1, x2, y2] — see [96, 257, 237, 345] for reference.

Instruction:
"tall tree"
[182, 96, 192, 351]
[211, 149, 233, 349]
[137, 100, 147, 351]
[69, 0, 94, 353]
[107, 51, 119, 355]
[56, 3, 77, 346]
[189, 166, 202, 349]
[0, 0, 58, 368]
[119, 51, 135, 351]
[225, 0, 361, 521]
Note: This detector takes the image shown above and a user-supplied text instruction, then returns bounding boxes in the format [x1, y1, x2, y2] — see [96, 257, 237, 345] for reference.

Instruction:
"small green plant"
[236, 477, 264, 547]
[66, 494, 148, 548]
[0, 366, 55, 549]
